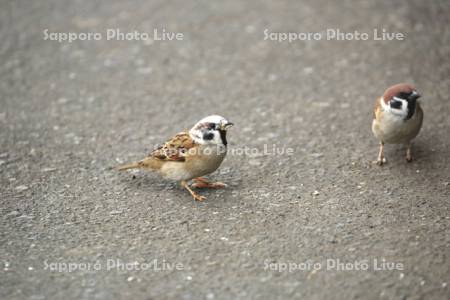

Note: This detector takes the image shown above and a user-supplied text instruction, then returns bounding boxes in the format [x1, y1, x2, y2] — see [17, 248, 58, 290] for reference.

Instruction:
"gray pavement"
[1, 0, 449, 299]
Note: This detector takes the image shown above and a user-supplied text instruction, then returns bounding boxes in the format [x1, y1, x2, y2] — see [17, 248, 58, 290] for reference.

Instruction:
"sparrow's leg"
[181, 180, 206, 202]
[376, 142, 386, 166]
[406, 143, 413, 162]
[192, 177, 227, 189]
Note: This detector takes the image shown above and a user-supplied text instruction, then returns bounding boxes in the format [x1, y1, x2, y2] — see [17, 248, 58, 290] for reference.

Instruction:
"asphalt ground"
[1, 0, 449, 299]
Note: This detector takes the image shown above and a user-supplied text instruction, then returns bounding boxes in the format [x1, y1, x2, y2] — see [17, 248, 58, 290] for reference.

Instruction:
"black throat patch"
[219, 130, 227, 146]
[405, 99, 416, 120]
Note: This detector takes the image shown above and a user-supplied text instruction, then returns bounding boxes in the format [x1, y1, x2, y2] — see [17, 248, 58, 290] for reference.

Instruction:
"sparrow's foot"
[192, 193, 207, 202]
[406, 145, 413, 162]
[181, 180, 206, 202]
[376, 142, 386, 166]
[375, 157, 387, 166]
[192, 177, 227, 189]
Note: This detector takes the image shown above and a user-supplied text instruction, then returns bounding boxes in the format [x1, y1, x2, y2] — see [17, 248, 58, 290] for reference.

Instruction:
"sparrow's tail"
[116, 162, 141, 171]
[116, 157, 162, 171]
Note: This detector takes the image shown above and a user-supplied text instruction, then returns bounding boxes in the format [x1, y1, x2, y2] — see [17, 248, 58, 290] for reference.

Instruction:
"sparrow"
[372, 83, 423, 165]
[117, 115, 233, 201]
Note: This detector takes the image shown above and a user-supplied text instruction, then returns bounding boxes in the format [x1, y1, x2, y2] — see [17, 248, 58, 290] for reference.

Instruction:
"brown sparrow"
[117, 115, 233, 201]
[372, 83, 423, 165]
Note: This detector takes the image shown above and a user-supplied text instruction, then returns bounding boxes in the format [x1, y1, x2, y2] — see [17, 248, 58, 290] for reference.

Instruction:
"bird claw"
[192, 194, 206, 202]
[375, 158, 386, 166]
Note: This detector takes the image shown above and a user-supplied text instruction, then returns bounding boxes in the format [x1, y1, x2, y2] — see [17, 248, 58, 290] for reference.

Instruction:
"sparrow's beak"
[411, 90, 421, 100]
[221, 122, 234, 130]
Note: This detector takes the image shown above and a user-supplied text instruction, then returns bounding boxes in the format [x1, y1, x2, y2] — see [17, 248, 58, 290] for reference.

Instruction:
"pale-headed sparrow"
[372, 83, 423, 165]
[117, 115, 233, 201]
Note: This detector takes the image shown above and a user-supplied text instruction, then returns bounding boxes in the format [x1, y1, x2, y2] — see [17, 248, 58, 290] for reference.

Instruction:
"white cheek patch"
[207, 131, 222, 145]
[382, 97, 409, 118]
[189, 129, 222, 145]
[189, 129, 206, 144]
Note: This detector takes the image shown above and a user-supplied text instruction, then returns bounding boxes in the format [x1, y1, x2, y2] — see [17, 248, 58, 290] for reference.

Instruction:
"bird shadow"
[115, 170, 238, 205]
[379, 140, 431, 166]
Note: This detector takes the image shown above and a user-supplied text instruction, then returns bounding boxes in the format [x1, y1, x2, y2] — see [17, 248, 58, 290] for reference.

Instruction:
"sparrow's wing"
[150, 131, 196, 162]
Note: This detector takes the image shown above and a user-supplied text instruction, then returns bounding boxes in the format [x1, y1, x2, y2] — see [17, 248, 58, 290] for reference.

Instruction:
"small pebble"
[15, 185, 29, 192]
[245, 25, 255, 33]
[248, 159, 261, 166]
[137, 67, 152, 75]
[57, 97, 68, 104]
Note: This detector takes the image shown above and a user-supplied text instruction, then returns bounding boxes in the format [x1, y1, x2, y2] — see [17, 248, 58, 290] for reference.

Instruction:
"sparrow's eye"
[397, 92, 411, 100]
[204, 123, 213, 130]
